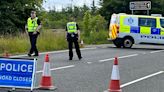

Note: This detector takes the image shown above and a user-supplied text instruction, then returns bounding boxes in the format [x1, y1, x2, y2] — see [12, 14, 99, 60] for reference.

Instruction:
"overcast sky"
[42, 0, 101, 11]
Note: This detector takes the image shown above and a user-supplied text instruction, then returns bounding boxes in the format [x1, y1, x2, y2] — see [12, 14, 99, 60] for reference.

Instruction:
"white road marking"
[40, 47, 97, 54]
[142, 52, 146, 54]
[99, 58, 115, 62]
[121, 71, 164, 88]
[10, 47, 96, 58]
[99, 54, 138, 62]
[150, 50, 164, 53]
[118, 54, 138, 59]
[104, 71, 164, 92]
[87, 62, 92, 64]
[36, 65, 75, 73]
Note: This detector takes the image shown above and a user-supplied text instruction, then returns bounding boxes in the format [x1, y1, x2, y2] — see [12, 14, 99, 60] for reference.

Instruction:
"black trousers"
[68, 38, 82, 59]
[28, 33, 39, 55]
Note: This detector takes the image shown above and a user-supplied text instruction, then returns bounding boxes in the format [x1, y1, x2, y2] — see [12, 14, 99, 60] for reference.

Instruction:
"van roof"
[115, 13, 164, 19]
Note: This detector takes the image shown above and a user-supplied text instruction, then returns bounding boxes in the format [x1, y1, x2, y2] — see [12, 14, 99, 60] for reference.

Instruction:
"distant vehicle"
[108, 13, 164, 48]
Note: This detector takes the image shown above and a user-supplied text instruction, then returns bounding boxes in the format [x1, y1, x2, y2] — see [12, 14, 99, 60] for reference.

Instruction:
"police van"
[108, 13, 164, 48]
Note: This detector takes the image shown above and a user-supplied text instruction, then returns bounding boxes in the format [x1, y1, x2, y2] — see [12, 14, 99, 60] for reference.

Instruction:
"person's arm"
[25, 18, 28, 34]
[36, 19, 42, 33]
[76, 24, 80, 41]
[78, 29, 80, 41]
[65, 26, 68, 40]
[33, 19, 42, 34]
[25, 24, 28, 34]
[36, 25, 42, 33]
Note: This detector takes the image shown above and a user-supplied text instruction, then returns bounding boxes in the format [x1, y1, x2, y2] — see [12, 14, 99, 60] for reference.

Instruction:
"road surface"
[1, 44, 164, 92]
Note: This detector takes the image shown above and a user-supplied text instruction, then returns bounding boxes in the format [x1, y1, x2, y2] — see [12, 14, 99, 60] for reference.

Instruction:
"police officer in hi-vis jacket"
[26, 10, 41, 57]
[66, 21, 82, 60]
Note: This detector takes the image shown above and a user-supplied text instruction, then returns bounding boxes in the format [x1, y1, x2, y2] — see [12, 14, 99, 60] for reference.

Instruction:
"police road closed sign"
[0, 58, 36, 89]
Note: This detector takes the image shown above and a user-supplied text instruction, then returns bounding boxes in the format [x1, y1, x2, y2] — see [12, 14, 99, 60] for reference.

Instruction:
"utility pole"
[70, 0, 73, 9]
[84, 0, 86, 5]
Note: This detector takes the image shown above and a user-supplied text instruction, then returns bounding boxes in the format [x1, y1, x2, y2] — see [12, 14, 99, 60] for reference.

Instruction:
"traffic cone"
[3, 52, 10, 58]
[109, 57, 121, 92]
[39, 54, 56, 90]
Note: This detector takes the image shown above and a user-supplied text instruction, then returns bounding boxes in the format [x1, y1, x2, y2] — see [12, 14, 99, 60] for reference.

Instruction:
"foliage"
[0, 0, 43, 34]
[82, 30, 108, 44]
[80, 9, 108, 45]
[99, 0, 164, 21]
[89, 14, 106, 32]
[83, 11, 91, 37]
[40, 5, 90, 29]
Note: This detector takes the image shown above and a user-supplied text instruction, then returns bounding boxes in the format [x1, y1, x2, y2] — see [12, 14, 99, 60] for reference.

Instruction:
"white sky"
[42, 0, 101, 11]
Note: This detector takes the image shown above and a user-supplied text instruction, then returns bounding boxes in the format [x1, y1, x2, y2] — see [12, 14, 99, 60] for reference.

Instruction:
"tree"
[99, 0, 131, 21]
[83, 11, 91, 37]
[99, 0, 164, 21]
[151, 0, 164, 15]
[91, 0, 97, 15]
[80, 4, 90, 16]
[90, 15, 106, 32]
[0, 0, 43, 34]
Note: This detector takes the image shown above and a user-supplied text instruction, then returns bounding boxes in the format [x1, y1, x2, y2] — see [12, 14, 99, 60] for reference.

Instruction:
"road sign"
[0, 58, 36, 90]
[130, 1, 151, 10]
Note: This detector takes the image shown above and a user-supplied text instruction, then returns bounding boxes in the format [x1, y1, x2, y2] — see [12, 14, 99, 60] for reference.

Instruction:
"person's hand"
[33, 31, 37, 35]
[78, 37, 80, 42]
[25, 31, 28, 35]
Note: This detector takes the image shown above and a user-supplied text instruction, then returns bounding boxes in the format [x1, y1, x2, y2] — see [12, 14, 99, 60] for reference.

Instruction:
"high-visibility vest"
[67, 22, 77, 33]
[27, 17, 38, 32]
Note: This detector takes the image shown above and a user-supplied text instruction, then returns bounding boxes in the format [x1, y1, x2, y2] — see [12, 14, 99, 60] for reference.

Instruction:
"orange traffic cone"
[39, 54, 56, 90]
[109, 57, 121, 92]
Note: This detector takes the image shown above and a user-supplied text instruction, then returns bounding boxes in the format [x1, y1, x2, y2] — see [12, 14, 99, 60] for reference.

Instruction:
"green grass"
[81, 30, 109, 44]
[0, 30, 67, 55]
[38, 30, 67, 51]
[0, 29, 109, 55]
[0, 34, 29, 54]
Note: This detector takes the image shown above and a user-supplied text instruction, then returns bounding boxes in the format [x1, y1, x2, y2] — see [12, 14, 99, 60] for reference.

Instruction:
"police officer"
[66, 21, 82, 60]
[26, 10, 41, 57]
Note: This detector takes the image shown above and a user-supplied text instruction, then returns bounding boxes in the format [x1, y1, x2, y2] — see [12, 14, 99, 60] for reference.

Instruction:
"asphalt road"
[1, 44, 164, 92]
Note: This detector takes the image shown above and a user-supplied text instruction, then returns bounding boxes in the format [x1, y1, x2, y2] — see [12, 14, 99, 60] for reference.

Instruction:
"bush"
[82, 30, 108, 44]
[81, 11, 108, 44]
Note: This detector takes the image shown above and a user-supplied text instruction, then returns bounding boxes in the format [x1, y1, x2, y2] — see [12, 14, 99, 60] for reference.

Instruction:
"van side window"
[139, 18, 156, 28]
[123, 17, 138, 26]
[160, 19, 164, 28]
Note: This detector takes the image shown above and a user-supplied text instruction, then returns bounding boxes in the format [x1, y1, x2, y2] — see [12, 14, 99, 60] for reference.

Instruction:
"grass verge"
[0, 30, 110, 55]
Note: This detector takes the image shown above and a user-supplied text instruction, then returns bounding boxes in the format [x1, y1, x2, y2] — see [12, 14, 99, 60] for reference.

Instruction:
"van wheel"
[123, 38, 133, 48]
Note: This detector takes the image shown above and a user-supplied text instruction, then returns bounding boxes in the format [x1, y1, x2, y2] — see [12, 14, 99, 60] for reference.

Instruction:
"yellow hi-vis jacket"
[67, 22, 77, 33]
[27, 17, 38, 32]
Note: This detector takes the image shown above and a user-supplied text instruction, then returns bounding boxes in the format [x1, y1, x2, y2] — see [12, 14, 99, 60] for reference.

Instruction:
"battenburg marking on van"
[130, 26, 140, 33]
[130, 26, 161, 35]
[151, 28, 160, 35]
